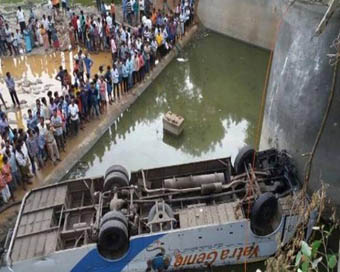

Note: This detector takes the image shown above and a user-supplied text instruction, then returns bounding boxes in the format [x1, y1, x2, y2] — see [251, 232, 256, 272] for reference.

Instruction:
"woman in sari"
[40, 24, 49, 51]
[50, 24, 59, 50]
[68, 22, 76, 49]
[35, 19, 43, 46]
[23, 27, 32, 53]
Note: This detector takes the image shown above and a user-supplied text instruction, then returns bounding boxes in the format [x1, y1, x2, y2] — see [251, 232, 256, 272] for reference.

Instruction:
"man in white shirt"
[68, 99, 79, 136]
[106, 13, 113, 29]
[42, 15, 49, 31]
[37, 116, 47, 137]
[16, 6, 26, 34]
[112, 64, 120, 100]
[145, 17, 152, 30]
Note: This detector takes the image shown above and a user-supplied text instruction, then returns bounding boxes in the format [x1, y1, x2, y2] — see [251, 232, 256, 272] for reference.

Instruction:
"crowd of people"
[0, 0, 195, 207]
[0, 0, 195, 56]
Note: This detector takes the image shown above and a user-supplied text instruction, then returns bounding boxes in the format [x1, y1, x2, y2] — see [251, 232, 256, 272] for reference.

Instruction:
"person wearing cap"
[45, 120, 60, 165]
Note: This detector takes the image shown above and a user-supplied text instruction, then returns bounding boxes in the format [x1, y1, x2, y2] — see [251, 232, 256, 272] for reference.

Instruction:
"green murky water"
[66, 30, 269, 271]
[67, 31, 269, 179]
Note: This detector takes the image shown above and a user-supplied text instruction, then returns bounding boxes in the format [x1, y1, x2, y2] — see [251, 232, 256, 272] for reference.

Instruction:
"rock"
[16, 79, 24, 86]
[35, 79, 43, 84]
[22, 87, 30, 94]
[22, 81, 30, 88]
[20, 100, 27, 105]
[33, 91, 40, 95]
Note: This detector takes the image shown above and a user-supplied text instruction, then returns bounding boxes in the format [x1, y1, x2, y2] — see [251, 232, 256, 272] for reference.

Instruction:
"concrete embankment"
[259, 2, 340, 213]
[0, 25, 198, 241]
[197, 0, 286, 50]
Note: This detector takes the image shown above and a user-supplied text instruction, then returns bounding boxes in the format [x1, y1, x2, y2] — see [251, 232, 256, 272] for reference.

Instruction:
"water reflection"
[0, 50, 113, 79]
[66, 31, 269, 179]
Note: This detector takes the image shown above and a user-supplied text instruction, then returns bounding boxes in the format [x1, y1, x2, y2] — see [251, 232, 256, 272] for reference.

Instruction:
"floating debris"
[177, 58, 188, 62]
[77, 162, 90, 171]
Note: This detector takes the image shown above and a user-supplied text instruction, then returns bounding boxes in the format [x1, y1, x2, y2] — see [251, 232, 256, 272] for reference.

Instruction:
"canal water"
[66, 30, 269, 180]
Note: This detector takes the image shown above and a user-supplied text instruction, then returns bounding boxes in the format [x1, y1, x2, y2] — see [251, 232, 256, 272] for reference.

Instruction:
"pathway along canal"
[66, 30, 269, 272]
[66, 30, 269, 180]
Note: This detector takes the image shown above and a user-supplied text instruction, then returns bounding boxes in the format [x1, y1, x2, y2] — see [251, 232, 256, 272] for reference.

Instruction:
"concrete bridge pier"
[260, 2, 340, 213]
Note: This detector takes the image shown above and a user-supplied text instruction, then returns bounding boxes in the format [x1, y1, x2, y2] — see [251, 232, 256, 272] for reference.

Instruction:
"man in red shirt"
[71, 13, 78, 42]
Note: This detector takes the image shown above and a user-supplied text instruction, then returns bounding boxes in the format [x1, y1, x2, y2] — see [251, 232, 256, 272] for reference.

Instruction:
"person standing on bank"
[68, 99, 79, 136]
[16, 7, 26, 34]
[84, 53, 93, 79]
[51, 109, 65, 152]
[15, 143, 32, 190]
[0, 89, 8, 110]
[5, 72, 20, 108]
[45, 121, 60, 165]
[23, 27, 32, 53]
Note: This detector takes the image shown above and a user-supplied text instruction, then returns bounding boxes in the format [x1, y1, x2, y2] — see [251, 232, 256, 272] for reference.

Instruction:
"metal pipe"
[140, 179, 247, 200]
[167, 188, 246, 203]
[163, 173, 225, 189]
[141, 169, 199, 193]
[140, 170, 246, 194]
[6, 190, 31, 268]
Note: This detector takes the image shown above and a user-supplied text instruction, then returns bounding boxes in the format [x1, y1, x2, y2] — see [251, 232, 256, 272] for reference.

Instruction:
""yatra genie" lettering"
[174, 245, 260, 267]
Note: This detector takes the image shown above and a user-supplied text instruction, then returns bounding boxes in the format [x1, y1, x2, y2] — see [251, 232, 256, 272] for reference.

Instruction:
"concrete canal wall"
[198, 0, 340, 212]
[260, 3, 340, 212]
[197, 0, 285, 49]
